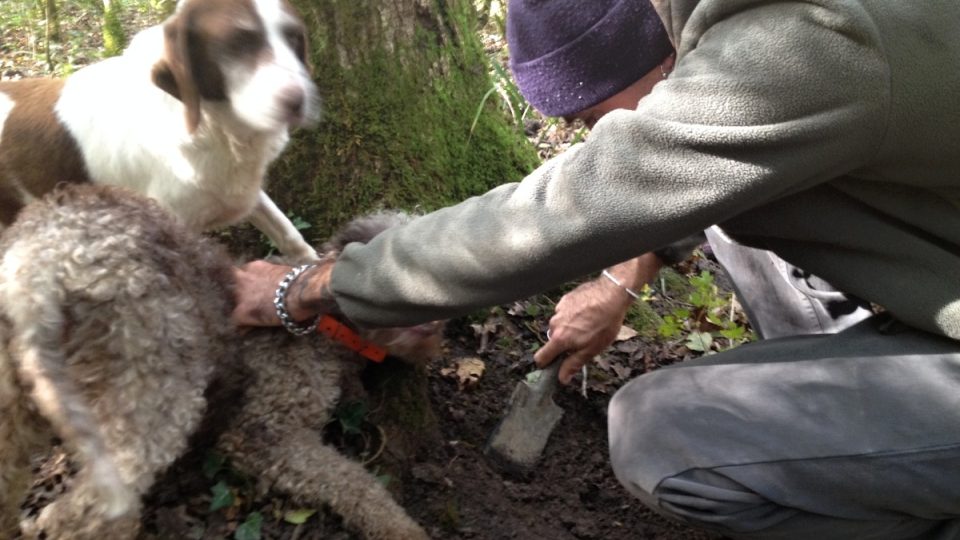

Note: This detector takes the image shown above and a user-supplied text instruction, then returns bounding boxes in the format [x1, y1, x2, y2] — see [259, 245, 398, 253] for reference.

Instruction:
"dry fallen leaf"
[440, 357, 486, 390]
[595, 356, 612, 371]
[611, 362, 633, 381]
[614, 325, 638, 342]
[470, 321, 499, 337]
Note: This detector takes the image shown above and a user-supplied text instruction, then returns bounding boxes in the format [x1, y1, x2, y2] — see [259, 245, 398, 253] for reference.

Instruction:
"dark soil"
[400, 318, 723, 540]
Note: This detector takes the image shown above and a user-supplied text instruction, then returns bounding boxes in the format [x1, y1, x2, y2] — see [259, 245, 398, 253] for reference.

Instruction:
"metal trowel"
[485, 360, 564, 470]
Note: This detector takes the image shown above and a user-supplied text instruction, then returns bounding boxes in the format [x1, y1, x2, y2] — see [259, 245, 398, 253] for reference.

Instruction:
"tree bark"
[44, 0, 60, 43]
[101, 0, 126, 57]
[264, 0, 538, 241]
[43, 0, 59, 70]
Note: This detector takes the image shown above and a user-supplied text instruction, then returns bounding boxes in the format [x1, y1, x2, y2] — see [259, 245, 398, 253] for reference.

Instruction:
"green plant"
[283, 508, 316, 525]
[335, 399, 369, 435]
[209, 479, 234, 512]
[200, 450, 270, 540]
[469, 56, 532, 143]
[201, 450, 257, 517]
[234, 511, 263, 540]
[657, 269, 755, 353]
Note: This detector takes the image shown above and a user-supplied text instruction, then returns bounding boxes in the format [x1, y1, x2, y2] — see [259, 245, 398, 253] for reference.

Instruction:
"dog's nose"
[281, 88, 305, 123]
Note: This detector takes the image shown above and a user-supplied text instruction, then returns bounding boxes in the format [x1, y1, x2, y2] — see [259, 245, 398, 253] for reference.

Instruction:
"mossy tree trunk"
[101, 0, 125, 57]
[270, 0, 539, 238]
[257, 0, 538, 474]
[43, 0, 59, 70]
[42, 0, 60, 42]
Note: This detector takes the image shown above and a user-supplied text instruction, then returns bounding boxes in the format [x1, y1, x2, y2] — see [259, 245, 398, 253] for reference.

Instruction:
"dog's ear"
[151, 15, 202, 134]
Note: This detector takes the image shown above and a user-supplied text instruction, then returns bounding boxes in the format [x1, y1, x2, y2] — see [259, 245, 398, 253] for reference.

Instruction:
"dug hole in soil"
[398, 321, 724, 540]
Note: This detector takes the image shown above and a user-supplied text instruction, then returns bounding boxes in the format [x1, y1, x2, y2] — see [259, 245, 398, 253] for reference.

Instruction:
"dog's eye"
[283, 27, 306, 61]
[227, 27, 265, 57]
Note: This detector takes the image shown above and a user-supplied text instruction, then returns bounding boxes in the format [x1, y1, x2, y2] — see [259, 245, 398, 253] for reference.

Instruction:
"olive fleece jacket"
[331, 0, 960, 340]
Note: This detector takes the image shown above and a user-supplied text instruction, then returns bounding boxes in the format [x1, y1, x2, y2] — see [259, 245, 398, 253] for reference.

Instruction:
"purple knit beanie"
[506, 0, 673, 118]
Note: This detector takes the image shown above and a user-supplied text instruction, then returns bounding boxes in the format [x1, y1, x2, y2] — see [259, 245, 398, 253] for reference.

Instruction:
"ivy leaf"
[283, 508, 316, 525]
[209, 480, 234, 512]
[689, 270, 715, 289]
[685, 331, 713, 352]
[336, 400, 368, 435]
[291, 215, 312, 231]
[720, 325, 747, 340]
[234, 512, 263, 540]
[202, 452, 226, 480]
[657, 315, 682, 338]
[705, 313, 726, 327]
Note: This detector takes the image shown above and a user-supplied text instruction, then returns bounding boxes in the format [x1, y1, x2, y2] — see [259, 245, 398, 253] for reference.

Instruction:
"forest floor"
[3, 5, 743, 540]
[137, 276, 735, 540]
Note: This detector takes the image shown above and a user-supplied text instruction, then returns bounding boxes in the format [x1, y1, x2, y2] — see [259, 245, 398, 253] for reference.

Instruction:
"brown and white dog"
[0, 0, 320, 261]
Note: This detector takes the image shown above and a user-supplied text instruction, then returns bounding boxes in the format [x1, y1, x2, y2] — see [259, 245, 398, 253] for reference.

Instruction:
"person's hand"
[230, 259, 333, 327]
[533, 253, 663, 384]
[533, 278, 632, 384]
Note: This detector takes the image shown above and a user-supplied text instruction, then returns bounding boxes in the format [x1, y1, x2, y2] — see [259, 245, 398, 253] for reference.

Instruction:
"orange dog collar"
[315, 315, 387, 363]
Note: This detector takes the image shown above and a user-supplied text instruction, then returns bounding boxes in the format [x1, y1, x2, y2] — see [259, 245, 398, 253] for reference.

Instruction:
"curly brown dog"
[208, 212, 441, 540]
[0, 185, 436, 540]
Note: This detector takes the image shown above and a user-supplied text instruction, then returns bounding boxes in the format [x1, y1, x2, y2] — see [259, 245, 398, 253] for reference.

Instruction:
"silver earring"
[660, 54, 675, 79]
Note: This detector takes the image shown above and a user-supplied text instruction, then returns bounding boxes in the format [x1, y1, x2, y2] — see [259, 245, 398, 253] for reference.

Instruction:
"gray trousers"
[608, 227, 960, 539]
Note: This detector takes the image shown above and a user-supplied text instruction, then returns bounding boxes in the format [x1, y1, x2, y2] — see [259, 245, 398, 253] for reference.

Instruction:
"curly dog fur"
[0, 185, 437, 539]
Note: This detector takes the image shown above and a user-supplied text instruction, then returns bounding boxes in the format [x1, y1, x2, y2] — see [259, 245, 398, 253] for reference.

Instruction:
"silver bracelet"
[274, 264, 319, 336]
[601, 269, 642, 301]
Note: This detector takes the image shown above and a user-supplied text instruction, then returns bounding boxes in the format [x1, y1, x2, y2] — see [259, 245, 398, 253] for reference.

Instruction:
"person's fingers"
[534, 331, 597, 385]
[559, 353, 590, 385]
[533, 337, 566, 368]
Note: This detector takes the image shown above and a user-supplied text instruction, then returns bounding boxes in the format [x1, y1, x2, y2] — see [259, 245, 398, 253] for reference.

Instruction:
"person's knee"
[608, 376, 930, 540]
[608, 373, 788, 534]
[607, 374, 672, 505]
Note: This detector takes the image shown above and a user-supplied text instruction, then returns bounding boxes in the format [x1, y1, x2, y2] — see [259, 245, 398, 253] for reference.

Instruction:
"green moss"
[657, 267, 694, 297]
[625, 300, 664, 339]
[102, 1, 126, 57]
[265, 0, 539, 245]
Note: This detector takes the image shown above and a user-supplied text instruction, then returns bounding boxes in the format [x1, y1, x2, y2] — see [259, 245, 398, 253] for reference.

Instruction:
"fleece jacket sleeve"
[330, 0, 889, 328]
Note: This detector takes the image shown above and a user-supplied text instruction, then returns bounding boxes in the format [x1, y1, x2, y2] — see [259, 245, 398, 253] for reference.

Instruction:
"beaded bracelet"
[274, 264, 319, 336]
[601, 269, 642, 301]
